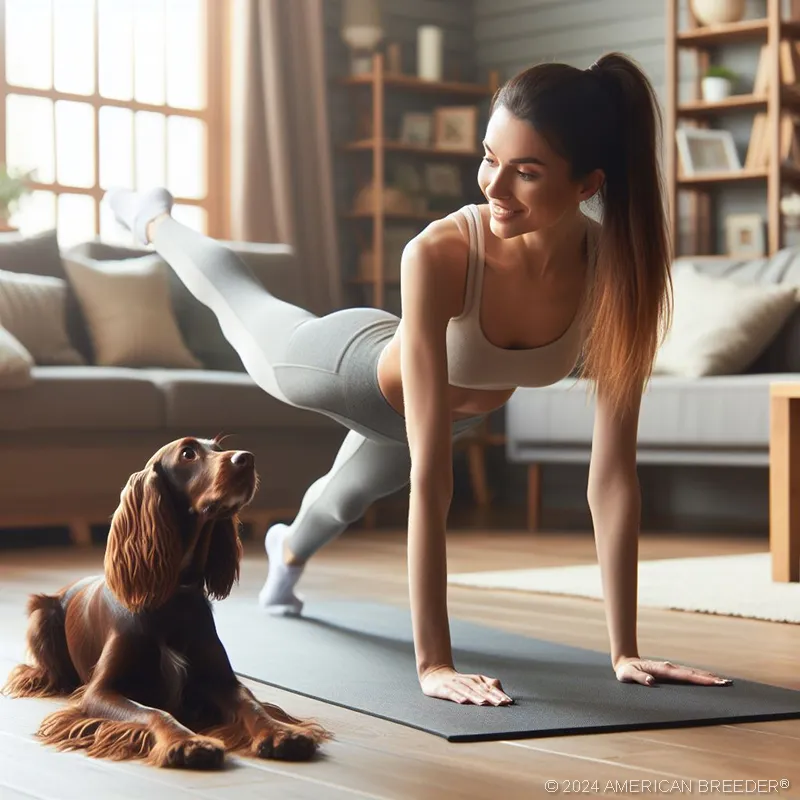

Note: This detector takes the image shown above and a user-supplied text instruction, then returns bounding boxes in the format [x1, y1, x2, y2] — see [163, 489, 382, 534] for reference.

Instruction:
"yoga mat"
[212, 597, 800, 742]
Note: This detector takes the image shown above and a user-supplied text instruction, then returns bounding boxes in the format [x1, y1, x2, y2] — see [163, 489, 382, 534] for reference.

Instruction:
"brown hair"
[491, 52, 673, 417]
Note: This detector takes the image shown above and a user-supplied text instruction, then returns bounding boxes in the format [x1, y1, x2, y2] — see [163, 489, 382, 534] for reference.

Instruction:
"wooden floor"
[1, 525, 799, 799]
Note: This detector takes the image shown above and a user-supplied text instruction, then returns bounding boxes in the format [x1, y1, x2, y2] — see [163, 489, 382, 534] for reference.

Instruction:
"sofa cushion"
[144, 369, 339, 430]
[0, 229, 94, 360]
[0, 325, 34, 389]
[0, 268, 87, 366]
[0, 366, 164, 431]
[65, 241, 245, 372]
[654, 264, 798, 377]
[506, 374, 792, 457]
[675, 248, 800, 373]
[63, 253, 203, 369]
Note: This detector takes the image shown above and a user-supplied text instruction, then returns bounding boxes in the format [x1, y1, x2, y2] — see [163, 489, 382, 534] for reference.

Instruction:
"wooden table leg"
[527, 464, 541, 532]
[769, 394, 800, 582]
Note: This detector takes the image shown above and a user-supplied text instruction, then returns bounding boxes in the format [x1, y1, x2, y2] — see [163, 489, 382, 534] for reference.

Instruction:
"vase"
[691, 0, 745, 25]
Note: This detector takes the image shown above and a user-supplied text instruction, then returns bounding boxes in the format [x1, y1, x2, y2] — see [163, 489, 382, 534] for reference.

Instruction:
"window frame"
[0, 0, 227, 239]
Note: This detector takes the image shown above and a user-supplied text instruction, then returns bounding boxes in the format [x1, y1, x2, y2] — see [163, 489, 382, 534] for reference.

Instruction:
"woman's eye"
[482, 156, 496, 165]
[517, 171, 537, 181]
[180, 447, 197, 461]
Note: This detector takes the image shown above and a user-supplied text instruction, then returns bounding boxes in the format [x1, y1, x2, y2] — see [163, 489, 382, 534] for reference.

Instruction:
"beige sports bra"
[445, 204, 595, 391]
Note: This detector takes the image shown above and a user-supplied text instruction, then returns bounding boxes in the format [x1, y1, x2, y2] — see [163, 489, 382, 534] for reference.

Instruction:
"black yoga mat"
[212, 597, 800, 742]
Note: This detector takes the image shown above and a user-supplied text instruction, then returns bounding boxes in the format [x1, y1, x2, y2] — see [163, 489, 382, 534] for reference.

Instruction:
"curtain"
[229, 0, 342, 313]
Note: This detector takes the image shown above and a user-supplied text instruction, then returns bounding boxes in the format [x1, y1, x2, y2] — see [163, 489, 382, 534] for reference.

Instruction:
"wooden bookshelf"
[339, 52, 498, 311]
[666, 0, 800, 257]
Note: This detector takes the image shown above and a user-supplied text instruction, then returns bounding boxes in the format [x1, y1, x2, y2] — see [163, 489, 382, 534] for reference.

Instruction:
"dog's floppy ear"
[104, 465, 183, 613]
[203, 515, 243, 601]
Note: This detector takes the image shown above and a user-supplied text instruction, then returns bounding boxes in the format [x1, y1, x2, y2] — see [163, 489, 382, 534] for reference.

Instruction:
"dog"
[3, 436, 330, 769]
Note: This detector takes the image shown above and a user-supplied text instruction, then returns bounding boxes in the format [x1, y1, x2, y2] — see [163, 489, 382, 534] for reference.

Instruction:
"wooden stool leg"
[68, 519, 93, 547]
[527, 464, 541, 532]
[467, 442, 491, 508]
[770, 395, 800, 582]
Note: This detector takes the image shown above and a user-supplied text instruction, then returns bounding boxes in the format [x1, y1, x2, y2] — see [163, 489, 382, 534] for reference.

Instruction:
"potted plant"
[0, 165, 33, 232]
[702, 65, 737, 102]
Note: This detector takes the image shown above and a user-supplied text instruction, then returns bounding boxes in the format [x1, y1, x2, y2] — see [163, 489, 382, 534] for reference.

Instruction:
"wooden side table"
[769, 382, 800, 582]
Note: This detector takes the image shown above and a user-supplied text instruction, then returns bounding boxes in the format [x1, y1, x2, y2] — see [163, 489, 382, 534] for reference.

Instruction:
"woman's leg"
[259, 431, 411, 615]
[105, 187, 315, 404]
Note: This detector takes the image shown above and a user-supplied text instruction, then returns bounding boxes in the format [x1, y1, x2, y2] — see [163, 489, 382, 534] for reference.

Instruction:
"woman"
[106, 51, 732, 707]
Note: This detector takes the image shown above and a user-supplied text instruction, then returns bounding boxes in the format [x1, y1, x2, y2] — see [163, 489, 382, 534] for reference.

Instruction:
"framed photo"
[433, 105, 478, 152]
[676, 128, 741, 175]
[725, 213, 765, 258]
[399, 113, 433, 146]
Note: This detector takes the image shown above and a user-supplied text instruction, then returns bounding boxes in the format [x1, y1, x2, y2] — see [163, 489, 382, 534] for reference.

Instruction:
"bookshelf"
[338, 52, 499, 311]
[665, 0, 800, 257]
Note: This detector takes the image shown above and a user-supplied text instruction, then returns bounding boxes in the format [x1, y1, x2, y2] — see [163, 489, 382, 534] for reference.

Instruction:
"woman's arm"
[586, 382, 642, 668]
[399, 227, 511, 706]
[399, 234, 456, 679]
[588, 383, 731, 687]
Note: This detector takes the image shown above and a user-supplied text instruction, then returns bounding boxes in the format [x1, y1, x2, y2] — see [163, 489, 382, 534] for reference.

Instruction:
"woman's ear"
[580, 168, 605, 202]
[203, 515, 243, 601]
[104, 465, 183, 613]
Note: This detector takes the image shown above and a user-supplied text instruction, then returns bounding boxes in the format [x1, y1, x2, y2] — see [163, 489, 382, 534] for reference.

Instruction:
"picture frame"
[676, 128, 741, 175]
[433, 105, 478, 152]
[725, 213, 765, 258]
[399, 112, 433, 147]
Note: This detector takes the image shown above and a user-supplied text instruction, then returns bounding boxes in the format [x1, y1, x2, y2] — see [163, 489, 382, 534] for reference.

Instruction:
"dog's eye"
[180, 446, 197, 461]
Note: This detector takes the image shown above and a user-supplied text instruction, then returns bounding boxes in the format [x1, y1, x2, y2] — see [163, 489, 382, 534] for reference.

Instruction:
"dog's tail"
[3, 594, 80, 698]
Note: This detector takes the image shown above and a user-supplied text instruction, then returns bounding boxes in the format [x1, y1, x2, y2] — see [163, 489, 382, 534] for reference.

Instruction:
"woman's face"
[477, 105, 594, 240]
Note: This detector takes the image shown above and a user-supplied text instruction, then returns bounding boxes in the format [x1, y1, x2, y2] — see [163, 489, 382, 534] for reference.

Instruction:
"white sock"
[103, 186, 174, 246]
[257, 523, 305, 616]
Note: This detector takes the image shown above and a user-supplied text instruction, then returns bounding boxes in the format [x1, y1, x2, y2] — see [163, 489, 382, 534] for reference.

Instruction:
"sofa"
[0, 229, 346, 545]
[505, 246, 800, 530]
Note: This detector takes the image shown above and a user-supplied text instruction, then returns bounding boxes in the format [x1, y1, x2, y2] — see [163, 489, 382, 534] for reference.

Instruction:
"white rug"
[448, 552, 800, 624]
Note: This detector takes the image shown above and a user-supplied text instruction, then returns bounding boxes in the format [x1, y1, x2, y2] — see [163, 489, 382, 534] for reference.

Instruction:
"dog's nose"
[230, 450, 254, 467]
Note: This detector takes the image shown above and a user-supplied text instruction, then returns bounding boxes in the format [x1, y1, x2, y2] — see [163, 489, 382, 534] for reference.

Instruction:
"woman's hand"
[419, 666, 513, 705]
[615, 657, 733, 687]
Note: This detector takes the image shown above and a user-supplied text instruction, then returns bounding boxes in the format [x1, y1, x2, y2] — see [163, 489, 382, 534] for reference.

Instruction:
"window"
[0, 0, 224, 247]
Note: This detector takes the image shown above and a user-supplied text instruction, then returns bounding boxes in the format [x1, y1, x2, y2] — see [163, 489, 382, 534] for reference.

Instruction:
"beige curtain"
[229, 0, 341, 313]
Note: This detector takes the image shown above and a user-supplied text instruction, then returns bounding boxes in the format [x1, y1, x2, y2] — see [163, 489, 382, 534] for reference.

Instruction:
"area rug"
[213, 597, 800, 742]
[448, 552, 800, 624]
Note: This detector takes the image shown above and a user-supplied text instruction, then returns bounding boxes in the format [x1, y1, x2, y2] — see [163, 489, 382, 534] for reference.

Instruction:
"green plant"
[0, 165, 34, 218]
[704, 65, 736, 81]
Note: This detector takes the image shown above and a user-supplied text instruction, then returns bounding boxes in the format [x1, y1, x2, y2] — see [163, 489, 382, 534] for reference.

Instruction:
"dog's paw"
[164, 735, 225, 770]
[254, 729, 319, 762]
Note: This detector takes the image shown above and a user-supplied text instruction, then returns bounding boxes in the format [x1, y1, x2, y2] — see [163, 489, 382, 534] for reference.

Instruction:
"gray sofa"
[0, 230, 345, 545]
[505, 247, 800, 529]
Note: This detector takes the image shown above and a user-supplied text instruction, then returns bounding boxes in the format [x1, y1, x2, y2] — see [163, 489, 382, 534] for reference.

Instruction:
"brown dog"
[3, 437, 330, 769]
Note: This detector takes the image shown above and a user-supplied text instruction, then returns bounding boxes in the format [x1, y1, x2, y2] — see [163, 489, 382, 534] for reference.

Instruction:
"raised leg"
[769, 393, 800, 582]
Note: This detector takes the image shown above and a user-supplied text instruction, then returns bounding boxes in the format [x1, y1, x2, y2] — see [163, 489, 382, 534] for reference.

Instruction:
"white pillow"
[654, 265, 799, 377]
[63, 254, 202, 369]
[0, 325, 34, 389]
[0, 269, 86, 366]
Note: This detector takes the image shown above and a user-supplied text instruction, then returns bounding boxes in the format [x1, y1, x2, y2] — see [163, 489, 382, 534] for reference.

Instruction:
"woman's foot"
[103, 186, 174, 245]
[258, 524, 305, 616]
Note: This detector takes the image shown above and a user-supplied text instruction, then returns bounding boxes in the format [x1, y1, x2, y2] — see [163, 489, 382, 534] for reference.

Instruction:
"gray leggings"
[152, 218, 483, 560]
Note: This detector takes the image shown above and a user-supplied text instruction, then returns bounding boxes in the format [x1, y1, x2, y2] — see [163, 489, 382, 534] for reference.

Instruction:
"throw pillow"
[62, 253, 203, 369]
[0, 228, 94, 361]
[0, 269, 86, 365]
[654, 265, 799, 377]
[0, 325, 34, 389]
